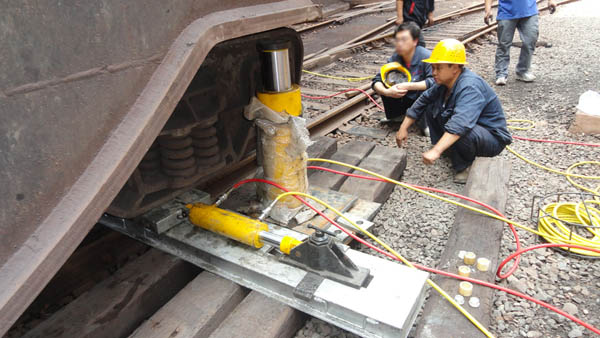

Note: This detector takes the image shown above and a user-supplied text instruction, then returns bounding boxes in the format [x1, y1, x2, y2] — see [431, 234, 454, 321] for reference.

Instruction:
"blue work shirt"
[372, 46, 435, 101]
[497, 0, 538, 20]
[406, 68, 512, 145]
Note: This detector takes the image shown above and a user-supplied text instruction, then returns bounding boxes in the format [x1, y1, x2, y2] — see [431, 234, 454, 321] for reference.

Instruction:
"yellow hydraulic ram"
[185, 202, 301, 254]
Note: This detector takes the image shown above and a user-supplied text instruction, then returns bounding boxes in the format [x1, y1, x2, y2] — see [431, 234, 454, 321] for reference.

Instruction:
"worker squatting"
[373, 0, 556, 183]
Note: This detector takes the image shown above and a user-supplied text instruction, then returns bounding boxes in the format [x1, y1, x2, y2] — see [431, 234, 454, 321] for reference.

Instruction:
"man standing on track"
[395, 0, 435, 47]
[485, 0, 557, 85]
[395, 39, 512, 184]
[372, 22, 434, 135]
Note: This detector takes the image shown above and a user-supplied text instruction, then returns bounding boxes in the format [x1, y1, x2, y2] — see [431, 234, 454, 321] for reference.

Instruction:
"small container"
[464, 252, 476, 265]
[469, 296, 480, 308]
[476, 257, 491, 272]
[459, 281, 473, 297]
[454, 294, 465, 305]
[458, 265, 471, 277]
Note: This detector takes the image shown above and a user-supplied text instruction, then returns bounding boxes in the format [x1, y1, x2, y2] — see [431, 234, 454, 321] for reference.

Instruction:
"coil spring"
[190, 125, 222, 167]
[138, 141, 161, 176]
[158, 132, 197, 178]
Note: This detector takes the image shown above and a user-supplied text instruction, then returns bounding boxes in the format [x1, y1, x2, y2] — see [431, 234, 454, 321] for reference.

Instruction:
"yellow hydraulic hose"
[271, 191, 496, 338]
[504, 119, 600, 254]
[308, 158, 590, 245]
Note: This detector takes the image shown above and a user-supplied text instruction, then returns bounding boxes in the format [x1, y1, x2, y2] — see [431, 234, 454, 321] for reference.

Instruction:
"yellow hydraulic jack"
[185, 201, 371, 288]
[186, 202, 301, 254]
[244, 40, 309, 220]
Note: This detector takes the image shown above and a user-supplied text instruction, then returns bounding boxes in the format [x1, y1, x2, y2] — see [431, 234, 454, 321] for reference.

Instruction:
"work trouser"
[427, 121, 506, 172]
[495, 15, 539, 78]
[381, 95, 427, 130]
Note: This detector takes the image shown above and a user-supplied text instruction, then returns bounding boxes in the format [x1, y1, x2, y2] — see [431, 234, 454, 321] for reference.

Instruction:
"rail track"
[5, 1, 579, 337]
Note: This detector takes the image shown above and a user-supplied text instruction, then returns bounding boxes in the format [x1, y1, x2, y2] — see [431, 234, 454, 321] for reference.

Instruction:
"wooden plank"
[340, 125, 389, 139]
[339, 145, 407, 203]
[303, 77, 370, 87]
[336, 70, 374, 78]
[300, 87, 337, 97]
[23, 232, 149, 317]
[208, 291, 306, 338]
[294, 186, 357, 235]
[307, 136, 338, 160]
[22, 249, 198, 338]
[415, 157, 511, 338]
[308, 140, 375, 190]
[129, 272, 247, 338]
[303, 101, 331, 111]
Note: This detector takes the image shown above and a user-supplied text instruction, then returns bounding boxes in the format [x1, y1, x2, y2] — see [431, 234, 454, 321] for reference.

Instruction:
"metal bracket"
[284, 224, 371, 289]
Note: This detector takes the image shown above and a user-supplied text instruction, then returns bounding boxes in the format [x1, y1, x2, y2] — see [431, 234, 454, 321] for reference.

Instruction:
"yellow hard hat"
[422, 39, 468, 65]
[380, 62, 412, 88]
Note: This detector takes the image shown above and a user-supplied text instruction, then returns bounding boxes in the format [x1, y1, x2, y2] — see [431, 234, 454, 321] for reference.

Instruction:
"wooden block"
[22, 249, 198, 338]
[569, 110, 600, 135]
[340, 125, 389, 139]
[339, 145, 407, 203]
[309, 140, 375, 190]
[294, 186, 357, 235]
[209, 291, 306, 338]
[129, 272, 247, 338]
[307, 136, 337, 160]
[415, 157, 511, 338]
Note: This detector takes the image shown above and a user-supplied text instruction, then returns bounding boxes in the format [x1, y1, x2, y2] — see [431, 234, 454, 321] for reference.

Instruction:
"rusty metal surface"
[0, 0, 320, 334]
[108, 27, 304, 218]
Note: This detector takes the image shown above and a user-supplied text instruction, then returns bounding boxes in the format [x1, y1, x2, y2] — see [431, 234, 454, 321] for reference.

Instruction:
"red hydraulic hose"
[306, 165, 523, 279]
[229, 177, 600, 336]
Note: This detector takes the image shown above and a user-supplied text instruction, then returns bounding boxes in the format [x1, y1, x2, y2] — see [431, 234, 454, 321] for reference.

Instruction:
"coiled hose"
[505, 119, 600, 257]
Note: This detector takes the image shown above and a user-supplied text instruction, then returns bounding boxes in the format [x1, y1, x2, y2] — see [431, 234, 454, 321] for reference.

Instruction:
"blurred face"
[394, 30, 417, 57]
[431, 64, 461, 87]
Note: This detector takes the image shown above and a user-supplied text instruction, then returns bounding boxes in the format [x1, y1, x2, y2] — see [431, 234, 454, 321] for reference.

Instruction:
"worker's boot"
[453, 166, 471, 184]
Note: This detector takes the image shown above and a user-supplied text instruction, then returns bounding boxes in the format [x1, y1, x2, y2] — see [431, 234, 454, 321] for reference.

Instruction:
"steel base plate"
[103, 218, 428, 338]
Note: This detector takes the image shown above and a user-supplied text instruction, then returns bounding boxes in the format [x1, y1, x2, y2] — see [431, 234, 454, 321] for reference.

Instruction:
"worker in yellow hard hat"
[395, 39, 513, 183]
[372, 22, 434, 135]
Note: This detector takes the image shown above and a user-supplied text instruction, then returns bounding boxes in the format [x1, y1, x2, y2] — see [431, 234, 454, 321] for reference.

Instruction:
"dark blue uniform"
[406, 68, 512, 171]
[372, 46, 434, 126]
[402, 0, 435, 28]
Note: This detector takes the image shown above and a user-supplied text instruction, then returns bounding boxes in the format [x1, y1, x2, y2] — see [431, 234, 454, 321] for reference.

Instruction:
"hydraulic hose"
[505, 119, 600, 254]
[226, 177, 600, 336]
[308, 158, 592, 249]
[268, 189, 600, 336]
[226, 178, 493, 337]
[307, 165, 523, 279]
[271, 191, 496, 338]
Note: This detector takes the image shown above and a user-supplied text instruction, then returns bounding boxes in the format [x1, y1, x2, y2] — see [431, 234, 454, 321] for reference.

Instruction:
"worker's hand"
[548, 0, 557, 14]
[395, 17, 404, 25]
[427, 12, 435, 26]
[395, 128, 408, 147]
[484, 10, 493, 25]
[422, 148, 441, 165]
[386, 85, 408, 99]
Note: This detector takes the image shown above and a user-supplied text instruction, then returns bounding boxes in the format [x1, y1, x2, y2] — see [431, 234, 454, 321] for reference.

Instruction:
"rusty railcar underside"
[0, 1, 320, 334]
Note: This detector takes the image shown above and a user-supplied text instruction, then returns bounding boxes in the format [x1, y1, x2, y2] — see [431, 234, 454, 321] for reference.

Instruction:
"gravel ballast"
[296, 1, 599, 337]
